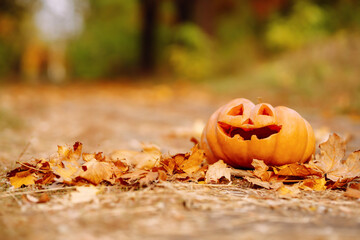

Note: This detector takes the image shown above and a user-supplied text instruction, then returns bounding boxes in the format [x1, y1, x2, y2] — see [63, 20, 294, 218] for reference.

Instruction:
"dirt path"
[1, 84, 360, 240]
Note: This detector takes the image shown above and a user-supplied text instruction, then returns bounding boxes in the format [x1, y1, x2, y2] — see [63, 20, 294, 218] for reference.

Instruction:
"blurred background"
[0, 0, 359, 114]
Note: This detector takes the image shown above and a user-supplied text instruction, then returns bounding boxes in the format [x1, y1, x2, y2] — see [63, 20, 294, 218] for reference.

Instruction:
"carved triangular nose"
[242, 118, 254, 125]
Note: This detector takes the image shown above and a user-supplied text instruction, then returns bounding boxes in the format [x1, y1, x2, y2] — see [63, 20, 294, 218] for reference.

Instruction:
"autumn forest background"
[0, 0, 360, 113]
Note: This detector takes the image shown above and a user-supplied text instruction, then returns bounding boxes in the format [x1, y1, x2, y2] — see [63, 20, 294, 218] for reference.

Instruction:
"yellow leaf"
[299, 178, 326, 191]
[110, 147, 161, 170]
[52, 161, 80, 183]
[180, 145, 205, 175]
[278, 184, 301, 197]
[9, 173, 35, 188]
[57, 142, 82, 162]
[205, 160, 231, 183]
[273, 163, 322, 177]
[80, 160, 114, 185]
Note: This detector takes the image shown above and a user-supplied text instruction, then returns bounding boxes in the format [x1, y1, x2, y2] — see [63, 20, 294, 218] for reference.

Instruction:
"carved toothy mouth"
[218, 122, 282, 140]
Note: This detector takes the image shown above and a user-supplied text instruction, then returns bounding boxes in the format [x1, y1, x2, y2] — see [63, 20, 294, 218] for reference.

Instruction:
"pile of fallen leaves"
[5, 133, 360, 198]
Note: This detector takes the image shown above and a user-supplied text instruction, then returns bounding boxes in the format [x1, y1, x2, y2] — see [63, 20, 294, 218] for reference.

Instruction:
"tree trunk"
[140, 0, 157, 73]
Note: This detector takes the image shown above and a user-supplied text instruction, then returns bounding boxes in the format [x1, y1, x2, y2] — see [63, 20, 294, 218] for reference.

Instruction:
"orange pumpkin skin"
[200, 98, 315, 168]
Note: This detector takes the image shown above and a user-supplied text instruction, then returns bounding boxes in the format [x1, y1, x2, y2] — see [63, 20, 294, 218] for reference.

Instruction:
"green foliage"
[0, 40, 16, 78]
[265, 1, 328, 50]
[68, 0, 140, 79]
[168, 24, 214, 80]
[207, 33, 360, 114]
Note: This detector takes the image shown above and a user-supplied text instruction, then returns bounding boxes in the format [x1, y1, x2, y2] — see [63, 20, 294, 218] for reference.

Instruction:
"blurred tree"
[0, 0, 27, 79]
[140, 0, 157, 73]
[68, 0, 140, 79]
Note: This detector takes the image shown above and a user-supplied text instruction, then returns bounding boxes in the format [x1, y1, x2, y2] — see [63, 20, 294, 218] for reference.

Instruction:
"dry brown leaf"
[312, 133, 345, 174]
[230, 168, 253, 178]
[121, 170, 149, 184]
[113, 160, 129, 173]
[57, 142, 83, 162]
[278, 184, 301, 197]
[110, 147, 161, 170]
[273, 163, 323, 177]
[139, 171, 159, 186]
[160, 157, 176, 175]
[251, 159, 273, 181]
[158, 169, 167, 181]
[328, 151, 360, 181]
[80, 160, 114, 185]
[35, 172, 56, 185]
[52, 161, 80, 183]
[174, 154, 186, 167]
[180, 145, 205, 175]
[345, 183, 360, 198]
[312, 134, 360, 181]
[244, 176, 283, 190]
[205, 160, 231, 183]
[299, 178, 326, 191]
[82, 153, 96, 162]
[9, 172, 35, 188]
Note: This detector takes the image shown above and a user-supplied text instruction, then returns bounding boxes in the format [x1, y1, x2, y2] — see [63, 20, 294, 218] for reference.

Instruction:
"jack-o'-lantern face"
[200, 98, 315, 168]
[217, 102, 282, 141]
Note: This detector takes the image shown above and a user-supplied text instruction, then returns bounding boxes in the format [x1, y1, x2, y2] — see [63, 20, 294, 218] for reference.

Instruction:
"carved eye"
[228, 104, 244, 116]
[258, 105, 273, 116]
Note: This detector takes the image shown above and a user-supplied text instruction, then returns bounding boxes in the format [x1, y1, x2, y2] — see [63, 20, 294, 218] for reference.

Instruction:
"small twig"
[15, 161, 49, 173]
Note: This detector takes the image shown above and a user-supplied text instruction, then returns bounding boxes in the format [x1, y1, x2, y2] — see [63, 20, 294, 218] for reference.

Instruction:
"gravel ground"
[0, 83, 360, 240]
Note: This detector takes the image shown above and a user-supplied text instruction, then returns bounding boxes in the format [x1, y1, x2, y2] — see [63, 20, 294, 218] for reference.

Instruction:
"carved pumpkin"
[200, 98, 315, 168]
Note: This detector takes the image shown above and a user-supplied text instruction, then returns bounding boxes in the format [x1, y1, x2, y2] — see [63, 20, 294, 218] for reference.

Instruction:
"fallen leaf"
[82, 153, 96, 162]
[52, 161, 80, 183]
[57, 142, 83, 162]
[180, 145, 205, 175]
[273, 163, 322, 177]
[35, 172, 56, 185]
[139, 171, 159, 186]
[244, 176, 283, 190]
[312, 134, 360, 181]
[299, 178, 326, 191]
[160, 157, 176, 175]
[230, 168, 253, 178]
[251, 159, 272, 181]
[80, 160, 114, 185]
[205, 160, 231, 183]
[158, 169, 167, 181]
[278, 184, 301, 197]
[9, 172, 35, 188]
[345, 183, 360, 198]
[312, 133, 345, 174]
[110, 147, 161, 170]
[328, 151, 360, 181]
[121, 170, 149, 185]
[113, 160, 129, 173]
